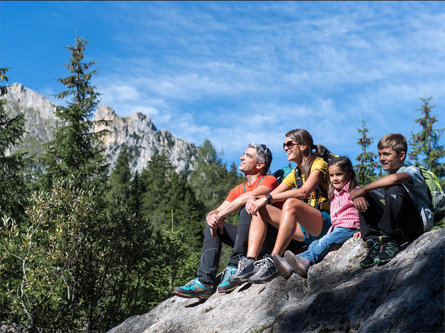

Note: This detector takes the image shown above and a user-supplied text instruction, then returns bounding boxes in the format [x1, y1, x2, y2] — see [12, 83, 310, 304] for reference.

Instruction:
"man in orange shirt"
[173, 143, 279, 299]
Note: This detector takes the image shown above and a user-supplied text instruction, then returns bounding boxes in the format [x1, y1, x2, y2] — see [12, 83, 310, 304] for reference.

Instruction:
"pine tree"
[0, 67, 29, 221]
[355, 117, 380, 186]
[42, 37, 107, 189]
[409, 96, 444, 179]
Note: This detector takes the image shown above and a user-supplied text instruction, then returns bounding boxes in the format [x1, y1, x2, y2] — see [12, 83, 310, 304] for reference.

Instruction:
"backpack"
[272, 166, 293, 184]
[417, 165, 445, 215]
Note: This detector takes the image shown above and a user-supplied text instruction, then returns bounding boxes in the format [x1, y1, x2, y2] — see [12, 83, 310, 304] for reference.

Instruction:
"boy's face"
[378, 147, 405, 173]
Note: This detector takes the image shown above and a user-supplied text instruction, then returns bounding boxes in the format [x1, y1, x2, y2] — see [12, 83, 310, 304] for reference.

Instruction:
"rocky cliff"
[109, 228, 445, 333]
[4, 83, 198, 173]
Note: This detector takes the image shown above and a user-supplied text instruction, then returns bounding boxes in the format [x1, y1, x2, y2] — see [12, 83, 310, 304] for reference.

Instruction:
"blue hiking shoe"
[248, 255, 280, 284]
[229, 257, 257, 283]
[173, 278, 213, 299]
[217, 266, 241, 293]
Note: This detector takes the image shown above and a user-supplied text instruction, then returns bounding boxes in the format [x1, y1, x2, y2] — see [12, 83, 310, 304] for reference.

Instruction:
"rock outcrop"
[109, 228, 445, 333]
[3, 83, 198, 174]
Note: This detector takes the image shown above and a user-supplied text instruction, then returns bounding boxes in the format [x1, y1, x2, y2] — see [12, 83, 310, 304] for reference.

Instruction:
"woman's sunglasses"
[283, 141, 297, 150]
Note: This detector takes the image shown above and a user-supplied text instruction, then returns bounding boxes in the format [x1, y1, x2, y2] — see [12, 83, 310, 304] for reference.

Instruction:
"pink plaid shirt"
[328, 181, 360, 233]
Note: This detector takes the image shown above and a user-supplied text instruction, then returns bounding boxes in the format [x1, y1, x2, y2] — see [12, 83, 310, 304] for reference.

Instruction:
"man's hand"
[206, 211, 220, 229]
[246, 196, 267, 215]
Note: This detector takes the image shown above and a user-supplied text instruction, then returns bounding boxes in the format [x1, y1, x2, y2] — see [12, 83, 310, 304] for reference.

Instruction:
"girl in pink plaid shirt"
[277, 156, 362, 278]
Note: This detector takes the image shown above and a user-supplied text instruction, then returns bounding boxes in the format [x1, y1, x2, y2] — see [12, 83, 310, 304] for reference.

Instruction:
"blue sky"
[1, 1, 444, 173]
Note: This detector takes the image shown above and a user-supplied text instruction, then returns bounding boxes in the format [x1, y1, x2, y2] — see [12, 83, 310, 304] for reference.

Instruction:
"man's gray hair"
[248, 142, 272, 174]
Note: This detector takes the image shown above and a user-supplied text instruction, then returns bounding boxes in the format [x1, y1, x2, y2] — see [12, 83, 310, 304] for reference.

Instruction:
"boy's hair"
[377, 133, 407, 158]
[327, 156, 358, 200]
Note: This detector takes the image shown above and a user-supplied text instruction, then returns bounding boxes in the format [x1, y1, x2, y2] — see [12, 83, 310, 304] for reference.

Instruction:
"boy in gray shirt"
[350, 133, 433, 268]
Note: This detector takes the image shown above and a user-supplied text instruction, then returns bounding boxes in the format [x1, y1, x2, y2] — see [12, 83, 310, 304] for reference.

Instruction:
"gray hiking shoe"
[248, 255, 280, 284]
[284, 250, 310, 278]
[229, 257, 257, 283]
[273, 253, 294, 279]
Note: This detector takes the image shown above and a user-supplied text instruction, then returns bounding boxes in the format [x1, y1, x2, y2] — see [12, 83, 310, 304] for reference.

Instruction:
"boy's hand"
[350, 188, 365, 201]
[353, 231, 362, 239]
[353, 197, 369, 212]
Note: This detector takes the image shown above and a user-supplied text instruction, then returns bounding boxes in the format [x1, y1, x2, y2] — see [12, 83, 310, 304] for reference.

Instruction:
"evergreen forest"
[1, 38, 443, 332]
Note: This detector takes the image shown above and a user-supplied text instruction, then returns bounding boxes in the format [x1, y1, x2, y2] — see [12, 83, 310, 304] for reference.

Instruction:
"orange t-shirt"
[226, 175, 279, 202]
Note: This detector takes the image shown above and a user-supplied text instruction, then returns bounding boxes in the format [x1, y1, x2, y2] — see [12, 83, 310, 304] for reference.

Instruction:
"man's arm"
[216, 184, 275, 219]
[350, 172, 412, 201]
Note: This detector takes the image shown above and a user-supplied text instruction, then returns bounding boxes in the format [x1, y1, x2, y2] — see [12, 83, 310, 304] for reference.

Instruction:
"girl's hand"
[353, 197, 369, 212]
[353, 231, 362, 239]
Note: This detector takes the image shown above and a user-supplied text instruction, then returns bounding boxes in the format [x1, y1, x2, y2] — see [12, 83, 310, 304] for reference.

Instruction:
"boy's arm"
[350, 172, 412, 201]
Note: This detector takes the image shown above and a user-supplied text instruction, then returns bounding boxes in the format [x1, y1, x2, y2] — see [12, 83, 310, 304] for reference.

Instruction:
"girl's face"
[328, 165, 349, 191]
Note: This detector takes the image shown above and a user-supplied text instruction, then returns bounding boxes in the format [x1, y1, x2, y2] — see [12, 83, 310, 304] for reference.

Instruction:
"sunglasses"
[283, 141, 297, 150]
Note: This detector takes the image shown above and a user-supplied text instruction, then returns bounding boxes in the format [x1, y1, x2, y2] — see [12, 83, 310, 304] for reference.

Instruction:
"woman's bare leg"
[272, 199, 323, 255]
[247, 205, 282, 258]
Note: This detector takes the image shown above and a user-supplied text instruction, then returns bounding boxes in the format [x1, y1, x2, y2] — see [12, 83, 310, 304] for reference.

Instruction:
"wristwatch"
[265, 193, 272, 204]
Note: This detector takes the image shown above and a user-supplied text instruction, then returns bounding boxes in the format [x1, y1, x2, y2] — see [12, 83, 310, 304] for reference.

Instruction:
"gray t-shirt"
[398, 165, 434, 231]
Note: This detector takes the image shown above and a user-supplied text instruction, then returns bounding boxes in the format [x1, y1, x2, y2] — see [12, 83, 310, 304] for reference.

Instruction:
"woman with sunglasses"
[230, 128, 332, 284]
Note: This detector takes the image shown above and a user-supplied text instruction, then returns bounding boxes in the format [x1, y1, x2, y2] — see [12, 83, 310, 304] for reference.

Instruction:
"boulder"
[109, 228, 444, 333]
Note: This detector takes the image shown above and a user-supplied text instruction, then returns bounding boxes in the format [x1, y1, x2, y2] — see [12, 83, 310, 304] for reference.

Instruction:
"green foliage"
[146, 227, 200, 308]
[139, 153, 205, 250]
[409, 96, 444, 182]
[41, 37, 108, 189]
[0, 67, 30, 222]
[189, 140, 242, 222]
[355, 117, 381, 186]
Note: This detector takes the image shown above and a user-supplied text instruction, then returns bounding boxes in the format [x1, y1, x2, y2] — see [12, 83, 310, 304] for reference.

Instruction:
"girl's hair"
[285, 128, 330, 177]
[327, 156, 358, 200]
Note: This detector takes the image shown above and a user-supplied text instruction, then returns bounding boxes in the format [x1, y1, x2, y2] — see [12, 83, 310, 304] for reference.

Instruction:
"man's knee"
[238, 207, 252, 226]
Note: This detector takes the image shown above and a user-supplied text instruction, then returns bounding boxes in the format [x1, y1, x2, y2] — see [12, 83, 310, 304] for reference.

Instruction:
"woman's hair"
[327, 156, 358, 200]
[285, 128, 330, 177]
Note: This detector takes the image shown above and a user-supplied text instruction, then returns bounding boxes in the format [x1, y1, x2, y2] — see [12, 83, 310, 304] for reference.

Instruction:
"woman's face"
[283, 136, 303, 162]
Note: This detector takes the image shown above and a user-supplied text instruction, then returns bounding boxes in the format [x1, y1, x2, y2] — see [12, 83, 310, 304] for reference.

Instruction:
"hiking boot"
[173, 278, 213, 299]
[376, 238, 399, 266]
[217, 266, 240, 293]
[360, 239, 381, 269]
[272, 253, 294, 279]
[284, 250, 310, 278]
[248, 255, 280, 284]
[229, 257, 257, 283]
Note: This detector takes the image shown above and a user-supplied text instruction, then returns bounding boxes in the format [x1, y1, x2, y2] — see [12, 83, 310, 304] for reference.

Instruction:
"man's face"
[238, 147, 262, 174]
[378, 147, 405, 173]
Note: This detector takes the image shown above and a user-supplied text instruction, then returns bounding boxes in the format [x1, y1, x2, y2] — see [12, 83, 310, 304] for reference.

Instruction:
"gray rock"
[109, 228, 445, 333]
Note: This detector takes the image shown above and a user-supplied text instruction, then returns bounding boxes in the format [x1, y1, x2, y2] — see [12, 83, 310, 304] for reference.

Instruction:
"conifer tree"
[0, 67, 29, 221]
[42, 37, 107, 189]
[355, 117, 380, 185]
[409, 96, 444, 179]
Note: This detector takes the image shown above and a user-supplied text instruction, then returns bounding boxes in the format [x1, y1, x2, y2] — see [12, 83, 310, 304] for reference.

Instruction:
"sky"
[1, 1, 444, 173]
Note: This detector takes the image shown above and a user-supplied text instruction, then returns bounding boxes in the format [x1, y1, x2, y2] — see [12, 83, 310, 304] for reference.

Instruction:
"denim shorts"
[300, 210, 331, 244]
